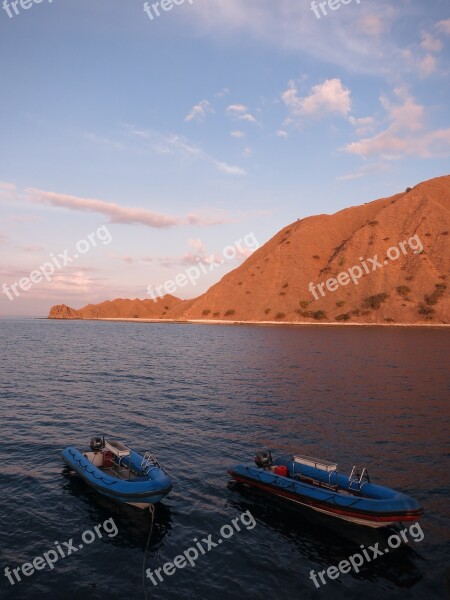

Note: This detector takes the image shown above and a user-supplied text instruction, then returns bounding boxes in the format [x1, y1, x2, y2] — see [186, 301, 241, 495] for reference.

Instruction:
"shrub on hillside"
[425, 283, 447, 306]
[335, 313, 351, 321]
[396, 285, 411, 297]
[363, 293, 389, 310]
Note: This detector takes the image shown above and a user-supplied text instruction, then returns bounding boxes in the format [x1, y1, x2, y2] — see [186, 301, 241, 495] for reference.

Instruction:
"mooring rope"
[142, 504, 155, 600]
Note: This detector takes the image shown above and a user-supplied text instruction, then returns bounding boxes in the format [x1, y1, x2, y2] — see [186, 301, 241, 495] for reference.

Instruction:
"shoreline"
[45, 317, 450, 328]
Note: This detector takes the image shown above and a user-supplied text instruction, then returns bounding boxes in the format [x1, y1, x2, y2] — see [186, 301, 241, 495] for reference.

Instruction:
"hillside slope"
[49, 175, 450, 325]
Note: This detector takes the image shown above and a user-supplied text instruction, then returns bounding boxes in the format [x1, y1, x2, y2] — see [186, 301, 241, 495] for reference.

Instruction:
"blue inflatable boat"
[228, 450, 423, 528]
[62, 437, 172, 508]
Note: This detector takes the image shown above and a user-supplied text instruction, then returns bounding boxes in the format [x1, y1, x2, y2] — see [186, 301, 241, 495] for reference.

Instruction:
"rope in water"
[142, 504, 155, 600]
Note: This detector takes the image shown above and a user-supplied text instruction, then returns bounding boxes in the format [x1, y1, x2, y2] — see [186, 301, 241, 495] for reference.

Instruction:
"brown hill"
[49, 175, 450, 325]
[48, 295, 185, 320]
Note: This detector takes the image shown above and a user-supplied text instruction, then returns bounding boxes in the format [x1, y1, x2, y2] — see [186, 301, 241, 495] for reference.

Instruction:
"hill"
[49, 175, 450, 325]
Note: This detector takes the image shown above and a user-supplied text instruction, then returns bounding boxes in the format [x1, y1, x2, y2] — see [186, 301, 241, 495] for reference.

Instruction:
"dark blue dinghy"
[228, 450, 423, 528]
[62, 437, 172, 508]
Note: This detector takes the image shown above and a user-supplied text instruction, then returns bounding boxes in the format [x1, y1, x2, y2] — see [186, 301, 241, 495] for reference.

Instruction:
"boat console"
[291, 454, 338, 489]
[292, 454, 338, 473]
[105, 440, 131, 458]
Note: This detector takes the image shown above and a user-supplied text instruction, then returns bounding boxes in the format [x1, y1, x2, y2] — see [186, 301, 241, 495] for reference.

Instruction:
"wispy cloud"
[185, 99, 215, 122]
[183, 0, 411, 76]
[125, 127, 247, 177]
[214, 87, 231, 98]
[0, 180, 21, 202]
[337, 162, 389, 181]
[83, 132, 125, 150]
[420, 30, 443, 53]
[148, 237, 251, 269]
[357, 14, 389, 37]
[349, 116, 376, 137]
[436, 19, 450, 35]
[0, 181, 17, 191]
[17, 244, 46, 253]
[27, 188, 182, 228]
[25, 188, 231, 228]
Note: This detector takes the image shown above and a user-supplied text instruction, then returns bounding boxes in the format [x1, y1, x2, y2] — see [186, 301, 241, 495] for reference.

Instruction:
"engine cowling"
[255, 449, 273, 469]
[90, 436, 105, 452]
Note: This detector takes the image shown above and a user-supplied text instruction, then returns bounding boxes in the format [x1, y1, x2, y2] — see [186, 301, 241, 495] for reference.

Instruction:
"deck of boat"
[101, 466, 143, 481]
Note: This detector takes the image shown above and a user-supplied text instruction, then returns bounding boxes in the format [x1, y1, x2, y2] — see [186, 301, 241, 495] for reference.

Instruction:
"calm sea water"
[0, 320, 449, 600]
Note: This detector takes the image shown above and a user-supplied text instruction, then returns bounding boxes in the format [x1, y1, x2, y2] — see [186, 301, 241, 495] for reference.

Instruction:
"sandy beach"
[51, 317, 450, 328]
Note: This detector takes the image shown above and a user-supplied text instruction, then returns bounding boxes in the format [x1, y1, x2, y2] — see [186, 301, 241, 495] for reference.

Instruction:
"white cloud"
[239, 113, 258, 124]
[226, 104, 248, 114]
[276, 129, 288, 138]
[282, 78, 351, 124]
[185, 100, 215, 122]
[214, 161, 246, 176]
[226, 104, 259, 125]
[231, 130, 245, 138]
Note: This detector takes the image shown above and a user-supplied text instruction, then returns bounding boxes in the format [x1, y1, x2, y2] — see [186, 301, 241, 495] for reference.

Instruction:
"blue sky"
[1, 0, 449, 315]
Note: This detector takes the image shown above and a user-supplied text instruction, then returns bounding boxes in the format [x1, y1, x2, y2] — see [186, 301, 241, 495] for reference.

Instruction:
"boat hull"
[228, 465, 423, 528]
[63, 446, 172, 508]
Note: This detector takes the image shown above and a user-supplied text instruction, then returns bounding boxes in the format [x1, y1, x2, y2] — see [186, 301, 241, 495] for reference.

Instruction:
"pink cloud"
[26, 188, 231, 228]
[344, 89, 450, 159]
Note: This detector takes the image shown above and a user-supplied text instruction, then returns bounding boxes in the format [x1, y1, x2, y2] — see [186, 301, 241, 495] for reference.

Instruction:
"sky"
[0, 0, 449, 316]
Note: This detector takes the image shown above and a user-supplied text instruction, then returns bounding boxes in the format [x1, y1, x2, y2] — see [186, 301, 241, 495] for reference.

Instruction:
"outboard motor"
[90, 436, 105, 452]
[255, 449, 273, 469]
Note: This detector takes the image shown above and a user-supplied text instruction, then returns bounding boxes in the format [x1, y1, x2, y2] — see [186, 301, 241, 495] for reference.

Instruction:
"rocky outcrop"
[48, 304, 81, 319]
